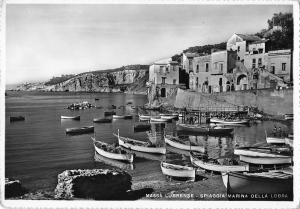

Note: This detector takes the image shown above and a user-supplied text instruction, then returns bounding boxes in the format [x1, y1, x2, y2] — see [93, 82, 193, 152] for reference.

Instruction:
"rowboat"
[190, 151, 249, 172]
[234, 147, 291, 158]
[92, 137, 134, 163]
[164, 135, 205, 153]
[285, 137, 293, 148]
[150, 117, 171, 123]
[284, 114, 293, 120]
[266, 136, 286, 144]
[10, 116, 25, 122]
[159, 114, 178, 120]
[61, 115, 80, 120]
[104, 111, 116, 116]
[114, 131, 166, 154]
[210, 118, 249, 124]
[65, 126, 94, 135]
[139, 114, 151, 121]
[177, 123, 233, 135]
[239, 155, 292, 165]
[113, 115, 126, 119]
[133, 123, 151, 132]
[160, 162, 196, 181]
[222, 171, 293, 200]
[93, 118, 112, 123]
[121, 147, 166, 162]
[94, 152, 134, 170]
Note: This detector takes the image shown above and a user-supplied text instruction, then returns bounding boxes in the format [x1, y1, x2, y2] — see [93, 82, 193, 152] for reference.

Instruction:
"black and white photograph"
[1, 0, 299, 208]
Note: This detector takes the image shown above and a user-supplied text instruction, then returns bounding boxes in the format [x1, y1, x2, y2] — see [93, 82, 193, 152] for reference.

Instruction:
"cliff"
[15, 65, 149, 93]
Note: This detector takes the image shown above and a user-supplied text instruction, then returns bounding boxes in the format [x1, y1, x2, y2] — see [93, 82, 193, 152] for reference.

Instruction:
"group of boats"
[66, 101, 95, 110]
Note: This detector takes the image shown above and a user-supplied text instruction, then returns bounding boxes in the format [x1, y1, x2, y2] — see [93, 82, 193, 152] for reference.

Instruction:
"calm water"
[5, 91, 293, 192]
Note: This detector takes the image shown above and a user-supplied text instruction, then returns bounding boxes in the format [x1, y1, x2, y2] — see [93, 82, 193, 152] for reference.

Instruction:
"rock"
[54, 169, 132, 200]
[5, 178, 26, 198]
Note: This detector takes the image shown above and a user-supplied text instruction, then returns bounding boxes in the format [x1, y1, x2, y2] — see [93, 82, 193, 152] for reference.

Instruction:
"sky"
[6, 4, 293, 85]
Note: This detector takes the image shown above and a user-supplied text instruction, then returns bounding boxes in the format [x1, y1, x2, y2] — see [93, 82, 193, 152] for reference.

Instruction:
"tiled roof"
[236, 34, 262, 42]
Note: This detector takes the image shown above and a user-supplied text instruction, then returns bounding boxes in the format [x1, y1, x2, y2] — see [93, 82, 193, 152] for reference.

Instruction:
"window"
[159, 66, 163, 74]
[271, 66, 275, 74]
[205, 63, 209, 72]
[196, 77, 199, 87]
[237, 46, 240, 52]
[173, 79, 176, 84]
[214, 62, 217, 70]
[258, 48, 263, 54]
[282, 63, 286, 71]
[237, 56, 240, 61]
[220, 63, 223, 73]
[258, 58, 262, 67]
[196, 65, 199, 73]
[252, 59, 256, 68]
[162, 77, 166, 85]
[166, 66, 169, 73]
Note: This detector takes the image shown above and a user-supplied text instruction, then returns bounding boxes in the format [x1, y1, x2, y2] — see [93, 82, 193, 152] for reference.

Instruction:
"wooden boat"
[139, 114, 151, 121]
[159, 114, 178, 120]
[92, 137, 134, 163]
[190, 151, 249, 172]
[285, 137, 293, 148]
[104, 111, 116, 116]
[234, 146, 292, 158]
[222, 171, 293, 200]
[177, 123, 233, 135]
[150, 117, 170, 123]
[94, 152, 134, 170]
[124, 115, 133, 119]
[93, 118, 112, 123]
[10, 116, 25, 122]
[113, 115, 126, 119]
[133, 123, 151, 132]
[120, 147, 166, 162]
[266, 136, 286, 144]
[65, 126, 94, 135]
[114, 131, 166, 154]
[284, 114, 293, 120]
[164, 135, 204, 153]
[61, 115, 80, 120]
[160, 162, 196, 181]
[210, 118, 249, 124]
[239, 155, 292, 165]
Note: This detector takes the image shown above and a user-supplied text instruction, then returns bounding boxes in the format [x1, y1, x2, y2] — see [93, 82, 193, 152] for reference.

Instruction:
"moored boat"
[104, 111, 116, 116]
[65, 126, 94, 135]
[92, 137, 134, 163]
[190, 151, 249, 172]
[239, 155, 292, 165]
[177, 123, 233, 135]
[159, 113, 178, 120]
[222, 171, 293, 200]
[150, 117, 171, 123]
[234, 146, 291, 158]
[113, 115, 126, 119]
[93, 118, 112, 123]
[10, 116, 25, 122]
[285, 137, 293, 148]
[114, 131, 166, 154]
[133, 123, 151, 132]
[94, 152, 134, 170]
[164, 135, 204, 153]
[160, 162, 196, 181]
[284, 114, 293, 120]
[139, 114, 151, 121]
[61, 115, 80, 120]
[210, 118, 249, 124]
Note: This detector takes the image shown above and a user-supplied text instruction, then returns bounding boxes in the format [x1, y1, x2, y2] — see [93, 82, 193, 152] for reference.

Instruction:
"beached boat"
[150, 117, 170, 123]
[114, 131, 166, 154]
[234, 146, 291, 158]
[222, 171, 293, 200]
[210, 118, 249, 125]
[139, 114, 151, 121]
[93, 118, 112, 123]
[266, 136, 286, 144]
[190, 152, 249, 172]
[164, 135, 205, 153]
[92, 137, 134, 163]
[94, 152, 134, 170]
[121, 147, 166, 162]
[133, 123, 151, 132]
[239, 155, 292, 165]
[10, 116, 25, 122]
[177, 123, 233, 135]
[285, 137, 293, 148]
[65, 126, 94, 135]
[61, 115, 80, 120]
[104, 111, 116, 116]
[160, 162, 196, 181]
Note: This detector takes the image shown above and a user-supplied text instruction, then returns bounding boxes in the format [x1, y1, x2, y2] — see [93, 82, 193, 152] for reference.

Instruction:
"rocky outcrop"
[54, 169, 132, 200]
[5, 178, 27, 198]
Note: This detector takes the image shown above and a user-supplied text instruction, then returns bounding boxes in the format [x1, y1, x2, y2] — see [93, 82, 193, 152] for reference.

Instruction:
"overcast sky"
[6, 4, 293, 84]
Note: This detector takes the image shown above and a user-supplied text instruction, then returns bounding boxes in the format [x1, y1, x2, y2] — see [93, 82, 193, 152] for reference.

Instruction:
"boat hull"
[66, 126, 94, 135]
[161, 162, 196, 180]
[93, 118, 112, 123]
[239, 155, 292, 165]
[177, 124, 233, 135]
[266, 136, 286, 144]
[190, 153, 249, 172]
[234, 148, 289, 158]
[165, 136, 204, 153]
[222, 172, 293, 200]
[210, 118, 249, 124]
[61, 116, 80, 120]
[94, 152, 134, 170]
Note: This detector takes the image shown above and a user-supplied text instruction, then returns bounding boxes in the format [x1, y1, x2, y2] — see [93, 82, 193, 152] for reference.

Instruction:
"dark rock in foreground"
[54, 169, 132, 200]
[5, 178, 26, 198]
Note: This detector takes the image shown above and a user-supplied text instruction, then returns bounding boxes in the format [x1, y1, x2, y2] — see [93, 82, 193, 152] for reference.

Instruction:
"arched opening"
[160, 88, 166, 97]
[202, 81, 209, 93]
[226, 81, 231, 91]
[237, 74, 248, 90]
[219, 78, 223, 92]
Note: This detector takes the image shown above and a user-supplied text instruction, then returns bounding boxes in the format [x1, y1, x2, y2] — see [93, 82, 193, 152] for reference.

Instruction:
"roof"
[236, 34, 262, 42]
[251, 39, 268, 44]
[184, 52, 199, 58]
[153, 58, 178, 65]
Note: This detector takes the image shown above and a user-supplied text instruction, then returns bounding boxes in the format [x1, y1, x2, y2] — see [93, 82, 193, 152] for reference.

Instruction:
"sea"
[5, 91, 293, 192]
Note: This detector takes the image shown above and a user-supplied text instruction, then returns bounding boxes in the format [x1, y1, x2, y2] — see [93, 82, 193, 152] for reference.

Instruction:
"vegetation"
[45, 74, 75, 86]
